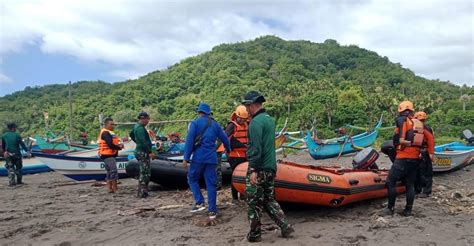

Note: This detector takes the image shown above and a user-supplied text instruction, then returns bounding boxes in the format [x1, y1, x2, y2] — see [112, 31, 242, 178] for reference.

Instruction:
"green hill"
[1, 36, 473, 141]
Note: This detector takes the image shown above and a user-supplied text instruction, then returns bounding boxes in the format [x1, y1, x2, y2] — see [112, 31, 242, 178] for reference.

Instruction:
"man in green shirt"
[130, 112, 156, 198]
[2, 123, 30, 186]
[242, 91, 294, 242]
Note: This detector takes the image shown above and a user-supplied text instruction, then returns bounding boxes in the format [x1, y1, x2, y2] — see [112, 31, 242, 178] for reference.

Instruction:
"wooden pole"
[68, 81, 73, 142]
[114, 119, 192, 126]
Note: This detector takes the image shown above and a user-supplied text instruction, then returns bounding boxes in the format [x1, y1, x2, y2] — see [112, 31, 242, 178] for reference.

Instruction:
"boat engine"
[352, 147, 379, 170]
[461, 129, 474, 146]
[380, 140, 396, 163]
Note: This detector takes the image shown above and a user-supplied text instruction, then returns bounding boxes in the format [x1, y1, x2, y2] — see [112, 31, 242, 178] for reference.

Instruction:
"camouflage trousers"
[216, 155, 223, 190]
[5, 155, 23, 186]
[246, 170, 290, 240]
[135, 152, 151, 197]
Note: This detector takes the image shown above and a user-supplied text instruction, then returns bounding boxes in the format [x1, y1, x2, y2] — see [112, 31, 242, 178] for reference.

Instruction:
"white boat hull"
[433, 150, 474, 172]
[34, 153, 129, 181]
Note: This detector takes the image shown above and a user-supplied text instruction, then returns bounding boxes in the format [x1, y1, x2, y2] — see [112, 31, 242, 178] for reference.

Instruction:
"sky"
[0, 0, 473, 96]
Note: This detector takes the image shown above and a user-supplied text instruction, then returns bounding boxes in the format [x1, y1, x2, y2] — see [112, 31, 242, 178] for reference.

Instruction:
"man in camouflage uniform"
[130, 112, 156, 198]
[242, 91, 294, 242]
[2, 123, 30, 186]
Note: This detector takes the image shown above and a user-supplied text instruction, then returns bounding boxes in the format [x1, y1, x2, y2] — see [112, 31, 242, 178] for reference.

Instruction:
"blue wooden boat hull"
[0, 158, 52, 176]
[305, 119, 382, 160]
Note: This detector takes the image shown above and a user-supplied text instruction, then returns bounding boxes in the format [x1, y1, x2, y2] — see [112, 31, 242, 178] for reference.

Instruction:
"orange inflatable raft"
[232, 160, 405, 207]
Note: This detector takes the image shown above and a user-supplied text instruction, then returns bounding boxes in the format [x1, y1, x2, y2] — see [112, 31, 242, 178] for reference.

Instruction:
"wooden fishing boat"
[433, 142, 474, 172]
[304, 118, 383, 160]
[232, 160, 405, 207]
[33, 152, 130, 181]
[0, 157, 52, 176]
[31, 135, 97, 151]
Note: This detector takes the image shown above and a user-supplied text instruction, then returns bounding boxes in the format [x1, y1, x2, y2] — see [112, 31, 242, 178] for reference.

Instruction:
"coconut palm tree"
[460, 94, 470, 112]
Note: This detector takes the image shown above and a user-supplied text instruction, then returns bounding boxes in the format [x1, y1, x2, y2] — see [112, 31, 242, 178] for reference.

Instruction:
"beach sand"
[1, 153, 473, 246]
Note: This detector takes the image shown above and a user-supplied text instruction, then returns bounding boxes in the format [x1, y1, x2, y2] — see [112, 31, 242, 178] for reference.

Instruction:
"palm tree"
[460, 94, 470, 112]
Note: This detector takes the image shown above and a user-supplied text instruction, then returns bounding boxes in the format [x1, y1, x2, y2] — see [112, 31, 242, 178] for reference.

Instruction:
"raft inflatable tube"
[232, 160, 405, 207]
[126, 157, 233, 188]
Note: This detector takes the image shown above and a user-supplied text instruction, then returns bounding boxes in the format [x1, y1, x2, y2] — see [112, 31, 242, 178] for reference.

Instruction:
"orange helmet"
[235, 105, 249, 119]
[398, 100, 414, 113]
[414, 111, 427, 121]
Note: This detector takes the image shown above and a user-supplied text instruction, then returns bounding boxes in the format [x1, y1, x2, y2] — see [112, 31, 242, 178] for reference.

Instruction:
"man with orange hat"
[414, 111, 435, 198]
[224, 105, 250, 204]
[384, 101, 426, 216]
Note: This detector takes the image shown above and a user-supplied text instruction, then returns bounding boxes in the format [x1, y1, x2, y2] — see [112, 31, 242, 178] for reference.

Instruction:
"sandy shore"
[1, 153, 473, 246]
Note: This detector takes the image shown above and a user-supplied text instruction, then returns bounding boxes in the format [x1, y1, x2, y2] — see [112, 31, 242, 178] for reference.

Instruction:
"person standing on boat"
[224, 105, 250, 204]
[384, 101, 429, 217]
[130, 112, 156, 198]
[242, 91, 294, 242]
[414, 111, 435, 198]
[2, 123, 30, 186]
[183, 102, 231, 219]
[98, 118, 124, 193]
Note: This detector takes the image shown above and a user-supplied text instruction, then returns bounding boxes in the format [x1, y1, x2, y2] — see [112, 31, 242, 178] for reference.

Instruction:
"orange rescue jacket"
[395, 117, 424, 159]
[98, 128, 120, 156]
[228, 120, 248, 158]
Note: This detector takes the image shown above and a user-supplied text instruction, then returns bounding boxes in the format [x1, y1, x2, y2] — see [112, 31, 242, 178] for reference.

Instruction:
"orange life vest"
[410, 119, 425, 147]
[229, 121, 248, 158]
[394, 117, 424, 159]
[394, 117, 424, 148]
[98, 128, 120, 156]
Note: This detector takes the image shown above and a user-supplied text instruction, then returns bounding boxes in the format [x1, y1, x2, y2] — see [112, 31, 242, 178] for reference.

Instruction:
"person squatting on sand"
[242, 91, 294, 242]
[130, 112, 156, 198]
[2, 123, 31, 186]
[384, 101, 434, 216]
[414, 111, 435, 198]
[183, 102, 231, 219]
[98, 117, 124, 193]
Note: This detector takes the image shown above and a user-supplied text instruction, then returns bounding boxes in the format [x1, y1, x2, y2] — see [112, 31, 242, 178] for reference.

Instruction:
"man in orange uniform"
[98, 118, 124, 193]
[414, 111, 435, 198]
[384, 101, 431, 216]
[224, 105, 250, 204]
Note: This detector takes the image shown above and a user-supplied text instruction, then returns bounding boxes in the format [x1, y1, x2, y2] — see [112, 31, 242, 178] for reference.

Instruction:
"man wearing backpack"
[130, 112, 156, 198]
[183, 102, 231, 219]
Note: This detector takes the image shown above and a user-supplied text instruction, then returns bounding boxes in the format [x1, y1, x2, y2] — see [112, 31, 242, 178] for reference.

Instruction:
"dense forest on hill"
[1, 36, 472, 142]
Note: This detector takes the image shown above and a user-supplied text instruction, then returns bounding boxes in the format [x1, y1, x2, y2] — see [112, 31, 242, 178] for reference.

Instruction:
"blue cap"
[196, 103, 212, 115]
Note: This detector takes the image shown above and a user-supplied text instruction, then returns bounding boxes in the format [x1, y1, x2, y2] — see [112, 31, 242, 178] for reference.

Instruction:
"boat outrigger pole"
[68, 81, 73, 144]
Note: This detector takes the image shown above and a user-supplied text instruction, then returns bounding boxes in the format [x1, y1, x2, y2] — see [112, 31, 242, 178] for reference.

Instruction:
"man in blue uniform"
[183, 102, 231, 219]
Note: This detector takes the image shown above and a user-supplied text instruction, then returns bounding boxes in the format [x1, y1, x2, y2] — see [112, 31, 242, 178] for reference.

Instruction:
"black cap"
[7, 123, 17, 129]
[137, 112, 150, 119]
[242, 91, 266, 105]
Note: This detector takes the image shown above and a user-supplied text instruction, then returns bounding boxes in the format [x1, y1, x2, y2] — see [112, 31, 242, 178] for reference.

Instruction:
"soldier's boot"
[141, 183, 149, 198]
[17, 175, 23, 185]
[137, 184, 142, 197]
[8, 173, 16, 186]
[111, 180, 118, 193]
[281, 225, 295, 238]
[246, 233, 262, 243]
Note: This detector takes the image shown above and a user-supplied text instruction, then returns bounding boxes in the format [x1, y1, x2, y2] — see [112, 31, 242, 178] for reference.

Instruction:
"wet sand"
[1, 153, 473, 246]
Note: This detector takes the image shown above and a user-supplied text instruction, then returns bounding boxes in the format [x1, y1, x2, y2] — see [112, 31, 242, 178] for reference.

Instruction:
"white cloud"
[0, 0, 472, 85]
[0, 73, 13, 84]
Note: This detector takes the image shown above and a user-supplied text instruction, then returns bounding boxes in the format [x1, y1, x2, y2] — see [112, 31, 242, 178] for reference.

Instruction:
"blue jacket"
[184, 115, 231, 164]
